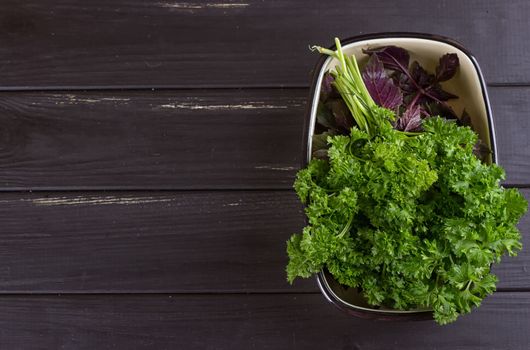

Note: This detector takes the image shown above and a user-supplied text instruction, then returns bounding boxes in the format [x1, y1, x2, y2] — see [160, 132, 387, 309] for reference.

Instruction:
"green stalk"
[345, 55, 374, 108]
[333, 76, 368, 133]
[337, 213, 354, 239]
[314, 37, 388, 137]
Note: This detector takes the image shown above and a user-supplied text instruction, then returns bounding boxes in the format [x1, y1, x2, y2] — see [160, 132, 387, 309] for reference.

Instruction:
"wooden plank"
[0, 0, 528, 88]
[0, 89, 306, 190]
[0, 292, 528, 349]
[489, 87, 530, 186]
[0, 87, 528, 190]
[0, 190, 527, 293]
[0, 191, 311, 293]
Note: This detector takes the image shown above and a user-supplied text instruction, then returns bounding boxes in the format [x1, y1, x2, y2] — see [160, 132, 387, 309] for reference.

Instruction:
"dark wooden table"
[0, 1, 529, 349]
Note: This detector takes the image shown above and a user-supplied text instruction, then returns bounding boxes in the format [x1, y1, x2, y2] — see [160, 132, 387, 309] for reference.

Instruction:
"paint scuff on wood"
[29, 196, 175, 207]
[159, 2, 249, 9]
[159, 102, 288, 110]
[254, 165, 297, 171]
[225, 199, 243, 207]
[52, 95, 131, 105]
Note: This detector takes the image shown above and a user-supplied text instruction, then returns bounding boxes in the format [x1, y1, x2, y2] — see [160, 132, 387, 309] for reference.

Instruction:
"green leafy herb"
[288, 38, 527, 325]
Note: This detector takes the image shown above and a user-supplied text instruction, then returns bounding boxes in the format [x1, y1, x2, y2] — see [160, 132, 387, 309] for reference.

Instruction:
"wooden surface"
[0, 293, 529, 349]
[0, 1, 529, 349]
[1, 0, 529, 88]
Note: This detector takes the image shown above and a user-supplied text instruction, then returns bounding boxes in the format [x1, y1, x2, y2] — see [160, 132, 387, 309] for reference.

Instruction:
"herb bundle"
[287, 38, 527, 324]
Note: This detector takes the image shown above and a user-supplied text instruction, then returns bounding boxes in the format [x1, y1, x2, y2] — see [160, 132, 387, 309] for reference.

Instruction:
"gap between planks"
[0, 83, 528, 92]
[0, 290, 525, 296]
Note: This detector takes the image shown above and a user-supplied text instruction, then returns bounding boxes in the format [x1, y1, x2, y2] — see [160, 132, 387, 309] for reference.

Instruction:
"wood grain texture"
[0, 191, 311, 293]
[490, 87, 530, 186]
[0, 0, 529, 88]
[0, 292, 529, 349]
[0, 1, 527, 348]
[0, 89, 306, 190]
[0, 190, 526, 293]
[0, 87, 528, 190]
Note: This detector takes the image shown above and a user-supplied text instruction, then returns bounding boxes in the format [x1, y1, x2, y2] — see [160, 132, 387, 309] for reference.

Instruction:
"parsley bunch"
[287, 38, 527, 324]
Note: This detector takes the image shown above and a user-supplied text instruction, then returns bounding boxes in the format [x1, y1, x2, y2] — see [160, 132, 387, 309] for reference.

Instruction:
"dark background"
[0, 1, 529, 349]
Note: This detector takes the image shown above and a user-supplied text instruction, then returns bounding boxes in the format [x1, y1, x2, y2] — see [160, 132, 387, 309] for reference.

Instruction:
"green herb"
[287, 38, 527, 325]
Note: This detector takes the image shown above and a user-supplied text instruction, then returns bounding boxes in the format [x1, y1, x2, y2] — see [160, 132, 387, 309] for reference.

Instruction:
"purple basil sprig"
[363, 46, 460, 118]
[361, 55, 403, 110]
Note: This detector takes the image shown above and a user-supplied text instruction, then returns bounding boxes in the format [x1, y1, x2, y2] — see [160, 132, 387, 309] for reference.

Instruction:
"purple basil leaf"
[436, 53, 459, 82]
[473, 139, 491, 163]
[458, 109, 473, 127]
[425, 102, 458, 119]
[320, 73, 336, 102]
[363, 46, 410, 74]
[312, 149, 329, 160]
[396, 104, 423, 132]
[316, 103, 336, 130]
[312, 131, 333, 153]
[362, 55, 403, 110]
[410, 61, 434, 88]
[327, 99, 354, 132]
[427, 83, 459, 102]
[391, 71, 416, 97]
[390, 71, 403, 85]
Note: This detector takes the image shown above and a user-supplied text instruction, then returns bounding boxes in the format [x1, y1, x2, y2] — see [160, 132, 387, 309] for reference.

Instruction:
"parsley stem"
[317, 38, 389, 138]
[311, 46, 336, 57]
[337, 214, 354, 238]
[465, 280, 473, 291]
[401, 131, 422, 136]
